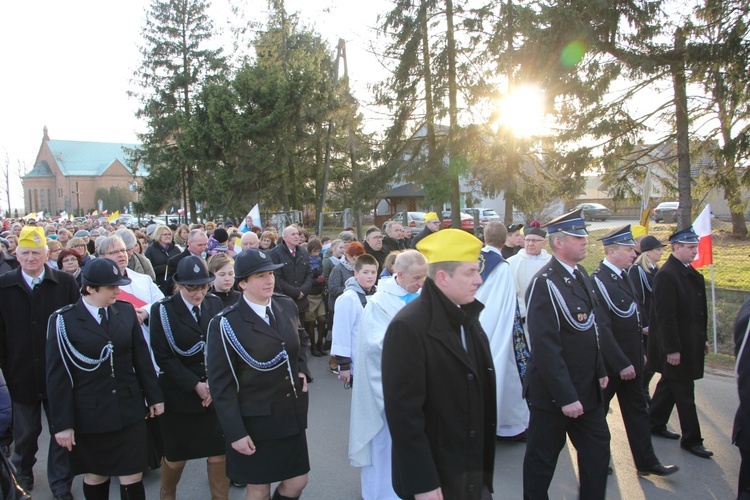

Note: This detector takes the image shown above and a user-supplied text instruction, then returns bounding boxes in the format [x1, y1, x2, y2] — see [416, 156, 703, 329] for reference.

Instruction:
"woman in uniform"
[150, 255, 228, 499]
[46, 258, 164, 500]
[207, 248, 311, 500]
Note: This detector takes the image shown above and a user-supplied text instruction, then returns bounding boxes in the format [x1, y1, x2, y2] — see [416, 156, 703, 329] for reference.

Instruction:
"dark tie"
[290, 249, 296, 258]
[573, 268, 582, 282]
[265, 306, 276, 330]
[192, 305, 201, 323]
[98, 308, 109, 333]
[31, 277, 42, 288]
[621, 271, 636, 296]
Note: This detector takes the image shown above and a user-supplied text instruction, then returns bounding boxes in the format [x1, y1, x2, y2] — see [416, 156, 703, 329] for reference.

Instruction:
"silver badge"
[563, 276, 570, 284]
[112, 265, 118, 275]
[611, 273, 618, 280]
[193, 264, 200, 273]
[259, 251, 266, 259]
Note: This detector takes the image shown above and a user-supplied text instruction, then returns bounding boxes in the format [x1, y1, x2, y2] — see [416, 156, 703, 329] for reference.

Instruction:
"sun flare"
[496, 85, 547, 138]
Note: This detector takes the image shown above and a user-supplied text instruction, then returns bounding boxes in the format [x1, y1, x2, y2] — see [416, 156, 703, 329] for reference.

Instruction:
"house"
[22, 127, 145, 216]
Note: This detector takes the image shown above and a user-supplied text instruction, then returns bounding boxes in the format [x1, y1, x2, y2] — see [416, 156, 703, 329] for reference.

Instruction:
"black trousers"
[523, 405, 610, 500]
[739, 447, 750, 500]
[603, 374, 659, 469]
[649, 375, 703, 446]
[11, 399, 73, 495]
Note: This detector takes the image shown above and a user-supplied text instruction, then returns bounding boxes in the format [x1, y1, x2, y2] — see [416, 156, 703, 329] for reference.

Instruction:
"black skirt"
[226, 429, 310, 485]
[70, 420, 147, 476]
[160, 409, 225, 461]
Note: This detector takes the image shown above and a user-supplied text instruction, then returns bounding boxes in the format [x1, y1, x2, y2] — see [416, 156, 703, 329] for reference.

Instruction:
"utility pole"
[72, 181, 82, 217]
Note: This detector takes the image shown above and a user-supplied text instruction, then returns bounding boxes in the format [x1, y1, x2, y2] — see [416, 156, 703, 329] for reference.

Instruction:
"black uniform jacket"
[270, 242, 313, 314]
[206, 293, 311, 444]
[592, 262, 644, 375]
[0, 264, 80, 403]
[382, 278, 496, 500]
[46, 299, 163, 434]
[628, 263, 657, 328]
[144, 241, 181, 292]
[150, 293, 224, 413]
[733, 296, 750, 450]
[523, 257, 607, 412]
[646, 254, 707, 380]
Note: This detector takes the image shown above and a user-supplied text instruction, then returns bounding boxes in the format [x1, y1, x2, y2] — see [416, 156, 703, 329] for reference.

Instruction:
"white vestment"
[506, 248, 551, 318]
[350, 276, 417, 500]
[475, 246, 529, 437]
[121, 269, 164, 372]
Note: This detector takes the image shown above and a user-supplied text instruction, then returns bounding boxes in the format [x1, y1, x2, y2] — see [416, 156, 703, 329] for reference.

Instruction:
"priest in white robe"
[507, 223, 551, 321]
[349, 250, 427, 500]
[475, 222, 530, 439]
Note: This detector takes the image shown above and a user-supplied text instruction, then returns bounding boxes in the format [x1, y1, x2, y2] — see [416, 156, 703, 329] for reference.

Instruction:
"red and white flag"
[691, 204, 713, 269]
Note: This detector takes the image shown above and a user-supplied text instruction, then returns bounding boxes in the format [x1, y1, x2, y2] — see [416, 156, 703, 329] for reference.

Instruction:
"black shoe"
[231, 480, 246, 487]
[681, 444, 713, 458]
[496, 430, 527, 442]
[651, 428, 680, 440]
[17, 473, 33, 491]
[54, 493, 74, 500]
[310, 346, 323, 357]
[638, 464, 679, 476]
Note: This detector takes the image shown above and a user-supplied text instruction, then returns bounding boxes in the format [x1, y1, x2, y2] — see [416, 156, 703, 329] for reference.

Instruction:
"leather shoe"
[54, 493, 74, 500]
[17, 473, 33, 491]
[637, 464, 679, 476]
[651, 428, 680, 440]
[681, 444, 713, 458]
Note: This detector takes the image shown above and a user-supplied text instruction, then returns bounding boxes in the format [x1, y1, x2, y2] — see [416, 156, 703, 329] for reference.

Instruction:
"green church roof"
[45, 139, 145, 177]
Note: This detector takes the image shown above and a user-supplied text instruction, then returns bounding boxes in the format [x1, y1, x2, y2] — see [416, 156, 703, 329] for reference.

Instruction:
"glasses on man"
[104, 248, 128, 256]
[524, 239, 545, 244]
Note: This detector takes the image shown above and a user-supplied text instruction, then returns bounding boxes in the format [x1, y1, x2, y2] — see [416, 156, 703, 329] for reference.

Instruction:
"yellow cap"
[18, 226, 46, 248]
[424, 212, 439, 222]
[416, 229, 482, 264]
[631, 224, 647, 239]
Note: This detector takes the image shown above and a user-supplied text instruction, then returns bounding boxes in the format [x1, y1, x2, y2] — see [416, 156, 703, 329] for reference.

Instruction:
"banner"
[107, 210, 120, 223]
[238, 204, 261, 232]
[691, 204, 713, 269]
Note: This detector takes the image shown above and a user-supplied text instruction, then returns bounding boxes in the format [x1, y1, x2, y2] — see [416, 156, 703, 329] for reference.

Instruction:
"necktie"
[31, 277, 42, 288]
[621, 271, 636, 296]
[265, 306, 276, 329]
[290, 249, 296, 258]
[573, 268, 582, 281]
[192, 305, 201, 323]
[99, 308, 108, 333]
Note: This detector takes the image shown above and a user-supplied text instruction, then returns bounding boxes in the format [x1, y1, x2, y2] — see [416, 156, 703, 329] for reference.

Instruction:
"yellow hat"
[416, 228, 482, 264]
[631, 224, 647, 239]
[424, 212, 439, 222]
[18, 226, 46, 248]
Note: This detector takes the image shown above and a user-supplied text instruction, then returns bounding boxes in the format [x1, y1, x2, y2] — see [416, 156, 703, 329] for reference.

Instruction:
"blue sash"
[479, 249, 505, 282]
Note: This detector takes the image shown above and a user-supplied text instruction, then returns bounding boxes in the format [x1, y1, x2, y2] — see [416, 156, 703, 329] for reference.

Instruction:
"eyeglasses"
[525, 239, 545, 244]
[368, 235, 383, 240]
[184, 284, 210, 292]
[104, 248, 127, 256]
[62, 258, 79, 265]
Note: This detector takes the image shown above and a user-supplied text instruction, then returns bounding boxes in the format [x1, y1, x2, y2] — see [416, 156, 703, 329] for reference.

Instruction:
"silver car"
[385, 211, 427, 237]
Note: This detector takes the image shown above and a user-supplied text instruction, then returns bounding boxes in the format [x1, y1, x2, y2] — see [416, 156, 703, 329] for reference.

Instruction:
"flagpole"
[710, 263, 717, 354]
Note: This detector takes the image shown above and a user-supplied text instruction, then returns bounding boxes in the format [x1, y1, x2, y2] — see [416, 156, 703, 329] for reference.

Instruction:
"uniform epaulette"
[54, 303, 76, 316]
[218, 301, 239, 316]
[156, 295, 174, 305]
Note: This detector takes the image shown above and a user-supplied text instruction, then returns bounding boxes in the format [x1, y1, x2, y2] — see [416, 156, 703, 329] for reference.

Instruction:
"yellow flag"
[92, 210, 98, 216]
[107, 210, 120, 222]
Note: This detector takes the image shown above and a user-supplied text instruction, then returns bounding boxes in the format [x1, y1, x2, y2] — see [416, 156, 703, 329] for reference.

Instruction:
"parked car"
[385, 211, 427, 237]
[464, 207, 501, 226]
[652, 201, 679, 223]
[441, 211, 475, 231]
[574, 203, 611, 221]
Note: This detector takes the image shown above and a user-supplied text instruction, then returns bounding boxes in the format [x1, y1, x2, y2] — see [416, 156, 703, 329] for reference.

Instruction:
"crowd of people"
[0, 208, 748, 500]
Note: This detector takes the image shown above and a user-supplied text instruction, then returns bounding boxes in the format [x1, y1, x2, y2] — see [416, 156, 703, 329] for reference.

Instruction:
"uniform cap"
[81, 257, 132, 287]
[416, 228, 482, 264]
[507, 223, 524, 233]
[669, 226, 700, 244]
[173, 255, 215, 286]
[543, 209, 589, 237]
[639, 235, 665, 252]
[234, 248, 283, 280]
[424, 212, 439, 222]
[18, 226, 46, 248]
[598, 225, 635, 246]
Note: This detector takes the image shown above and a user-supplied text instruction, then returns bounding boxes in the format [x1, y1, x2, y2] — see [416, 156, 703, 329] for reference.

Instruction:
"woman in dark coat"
[207, 249, 311, 500]
[46, 258, 164, 500]
[150, 256, 228, 499]
[144, 225, 181, 293]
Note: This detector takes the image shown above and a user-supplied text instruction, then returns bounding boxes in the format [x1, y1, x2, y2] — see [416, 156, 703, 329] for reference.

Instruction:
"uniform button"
[200, 335, 204, 339]
[200, 362, 204, 366]
[31, 321, 37, 326]
[285, 376, 290, 380]
[468, 484, 475, 492]
[286, 393, 291, 398]
[469, 430, 476, 438]
[467, 373, 474, 381]
[112, 389, 116, 394]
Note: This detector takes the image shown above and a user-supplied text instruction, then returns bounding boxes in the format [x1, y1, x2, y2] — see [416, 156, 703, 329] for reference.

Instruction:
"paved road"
[28, 357, 740, 499]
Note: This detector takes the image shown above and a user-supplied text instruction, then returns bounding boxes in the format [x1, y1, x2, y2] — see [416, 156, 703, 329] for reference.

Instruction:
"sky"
[0, 0, 390, 210]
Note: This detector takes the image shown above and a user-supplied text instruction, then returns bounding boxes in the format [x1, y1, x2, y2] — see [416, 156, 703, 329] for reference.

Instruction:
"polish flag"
[691, 204, 713, 269]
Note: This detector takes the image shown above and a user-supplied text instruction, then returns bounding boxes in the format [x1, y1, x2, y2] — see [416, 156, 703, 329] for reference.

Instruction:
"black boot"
[119, 480, 145, 500]
[316, 316, 327, 354]
[306, 321, 322, 356]
[83, 479, 110, 500]
[272, 488, 300, 500]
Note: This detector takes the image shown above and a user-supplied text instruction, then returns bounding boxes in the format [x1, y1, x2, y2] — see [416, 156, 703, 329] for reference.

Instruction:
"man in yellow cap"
[0, 226, 79, 498]
[411, 212, 440, 248]
[382, 229, 496, 500]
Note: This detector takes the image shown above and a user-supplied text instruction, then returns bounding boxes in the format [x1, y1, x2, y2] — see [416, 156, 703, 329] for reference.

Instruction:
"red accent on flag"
[691, 235, 713, 269]
[117, 290, 148, 308]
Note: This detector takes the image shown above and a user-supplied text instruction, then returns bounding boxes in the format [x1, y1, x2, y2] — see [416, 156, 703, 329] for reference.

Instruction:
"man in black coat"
[164, 229, 208, 295]
[591, 226, 678, 477]
[270, 225, 314, 325]
[382, 229, 495, 500]
[410, 212, 440, 249]
[381, 221, 410, 254]
[647, 226, 713, 459]
[363, 226, 388, 274]
[0, 226, 79, 498]
[522, 209, 610, 500]
[734, 296, 750, 499]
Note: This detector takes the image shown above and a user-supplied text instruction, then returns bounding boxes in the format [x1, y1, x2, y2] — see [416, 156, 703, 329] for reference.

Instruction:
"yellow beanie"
[424, 212, 439, 222]
[416, 229, 482, 264]
[18, 226, 46, 248]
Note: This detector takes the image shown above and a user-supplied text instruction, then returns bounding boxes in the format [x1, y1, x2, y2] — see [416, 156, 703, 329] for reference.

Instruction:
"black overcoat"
[144, 241, 181, 292]
[206, 294, 310, 444]
[646, 254, 707, 380]
[733, 296, 750, 450]
[382, 278, 496, 500]
[270, 242, 313, 314]
[592, 262, 644, 375]
[523, 258, 607, 412]
[46, 299, 163, 434]
[0, 264, 80, 403]
[150, 293, 223, 413]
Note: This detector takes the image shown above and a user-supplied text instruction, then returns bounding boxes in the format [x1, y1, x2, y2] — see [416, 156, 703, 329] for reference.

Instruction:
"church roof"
[45, 140, 144, 177]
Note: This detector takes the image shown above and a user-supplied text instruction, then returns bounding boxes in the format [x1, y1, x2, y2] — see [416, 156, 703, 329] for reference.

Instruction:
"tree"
[131, 0, 226, 222]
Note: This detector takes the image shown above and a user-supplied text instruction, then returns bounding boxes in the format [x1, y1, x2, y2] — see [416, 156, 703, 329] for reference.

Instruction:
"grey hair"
[394, 249, 427, 274]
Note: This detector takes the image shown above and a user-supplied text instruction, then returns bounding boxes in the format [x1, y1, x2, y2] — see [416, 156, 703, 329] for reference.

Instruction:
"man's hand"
[135, 307, 148, 325]
[599, 376, 609, 389]
[338, 369, 351, 384]
[667, 352, 681, 366]
[298, 373, 308, 393]
[415, 487, 443, 500]
[149, 403, 164, 417]
[298, 292, 305, 300]
[231, 436, 256, 455]
[55, 428, 75, 451]
[642, 326, 649, 335]
[195, 381, 212, 406]
[619, 365, 636, 380]
[561, 401, 584, 418]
